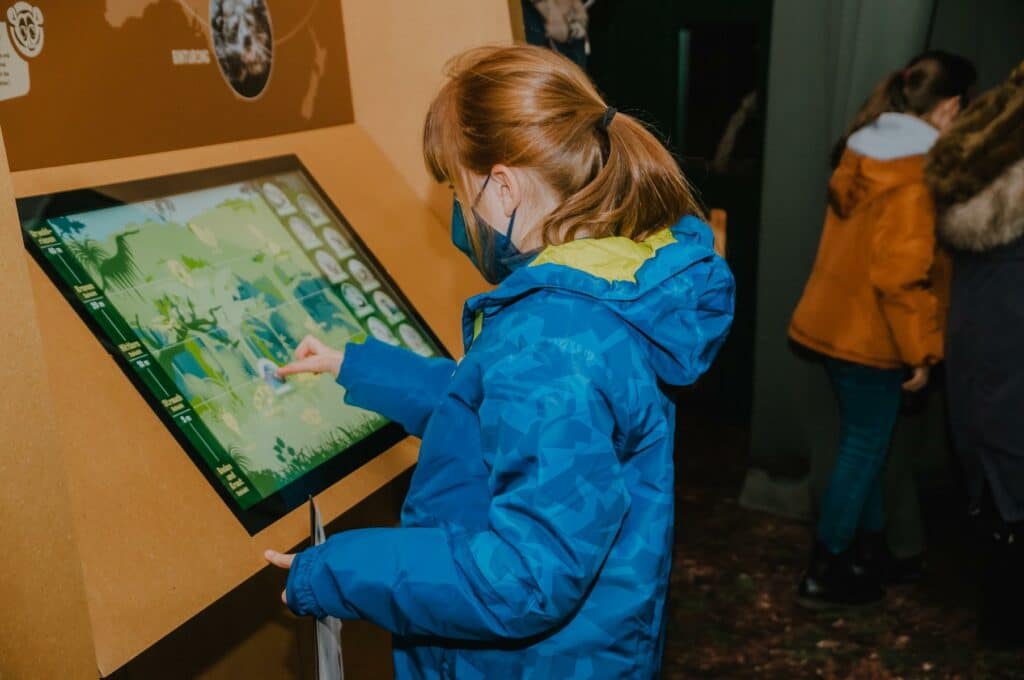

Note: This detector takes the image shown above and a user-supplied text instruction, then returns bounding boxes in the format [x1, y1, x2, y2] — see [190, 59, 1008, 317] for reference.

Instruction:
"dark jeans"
[521, 0, 588, 69]
[817, 358, 904, 554]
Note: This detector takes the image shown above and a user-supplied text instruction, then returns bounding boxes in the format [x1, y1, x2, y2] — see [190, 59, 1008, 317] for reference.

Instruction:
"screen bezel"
[18, 155, 447, 535]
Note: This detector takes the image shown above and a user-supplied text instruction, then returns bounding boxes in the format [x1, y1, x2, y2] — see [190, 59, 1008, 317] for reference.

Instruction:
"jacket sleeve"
[869, 183, 944, 366]
[287, 341, 630, 640]
[337, 337, 456, 437]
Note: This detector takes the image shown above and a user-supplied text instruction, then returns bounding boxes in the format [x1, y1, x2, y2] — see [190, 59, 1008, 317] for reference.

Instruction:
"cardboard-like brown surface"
[13, 123, 482, 675]
[1, 1, 515, 675]
[340, 0, 515, 221]
[508, 0, 526, 41]
[109, 475, 405, 679]
[0, 125, 99, 678]
[0, 1, 353, 171]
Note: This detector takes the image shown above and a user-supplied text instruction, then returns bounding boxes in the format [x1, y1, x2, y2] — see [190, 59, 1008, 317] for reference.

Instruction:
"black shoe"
[852, 532, 923, 586]
[978, 525, 1024, 649]
[883, 554, 923, 586]
[797, 540, 885, 610]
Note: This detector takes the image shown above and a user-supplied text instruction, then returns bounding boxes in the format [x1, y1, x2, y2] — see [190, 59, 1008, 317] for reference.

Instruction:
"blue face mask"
[451, 175, 526, 284]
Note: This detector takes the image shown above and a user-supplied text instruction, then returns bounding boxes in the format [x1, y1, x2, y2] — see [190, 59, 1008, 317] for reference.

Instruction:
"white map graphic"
[105, 0, 202, 30]
[104, 0, 325, 118]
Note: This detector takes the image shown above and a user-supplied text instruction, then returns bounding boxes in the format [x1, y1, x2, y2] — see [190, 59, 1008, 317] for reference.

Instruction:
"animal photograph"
[210, 0, 273, 99]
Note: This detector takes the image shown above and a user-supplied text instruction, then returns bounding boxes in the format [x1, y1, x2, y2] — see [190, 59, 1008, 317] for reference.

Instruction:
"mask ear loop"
[477, 173, 517, 240]
[505, 209, 517, 239]
[473, 174, 492, 207]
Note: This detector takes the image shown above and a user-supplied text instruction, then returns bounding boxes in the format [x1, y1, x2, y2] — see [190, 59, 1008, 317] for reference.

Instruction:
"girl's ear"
[489, 164, 522, 218]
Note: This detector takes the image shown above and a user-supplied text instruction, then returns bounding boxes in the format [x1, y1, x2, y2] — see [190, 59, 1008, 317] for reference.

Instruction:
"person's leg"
[816, 359, 904, 555]
[858, 474, 885, 534]
[799, 359, 904, 608]
[521, 0, 548, 47]
[854, 461, 926, 585]
[977, 486, 1024, 648]
[882, 432, 926, 559]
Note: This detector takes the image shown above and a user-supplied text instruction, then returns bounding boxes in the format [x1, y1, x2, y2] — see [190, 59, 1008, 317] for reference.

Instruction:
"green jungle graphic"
[35, 173, 437, 509]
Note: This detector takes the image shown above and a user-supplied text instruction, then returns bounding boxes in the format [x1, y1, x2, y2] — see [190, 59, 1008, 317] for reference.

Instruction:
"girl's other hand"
[264, 549, 295, 604]
[277, 335, 344, 379]
[902, 365, 930, 392]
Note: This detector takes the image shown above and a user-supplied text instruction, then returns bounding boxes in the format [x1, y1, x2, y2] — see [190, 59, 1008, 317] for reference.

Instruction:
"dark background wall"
[588, 0, 774, 424]
[743, 0, 1024, 546]
[586, 0, 1022, 550]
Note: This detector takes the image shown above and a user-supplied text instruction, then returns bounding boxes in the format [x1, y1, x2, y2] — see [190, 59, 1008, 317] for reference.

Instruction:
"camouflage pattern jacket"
[286, 215, 735, 679]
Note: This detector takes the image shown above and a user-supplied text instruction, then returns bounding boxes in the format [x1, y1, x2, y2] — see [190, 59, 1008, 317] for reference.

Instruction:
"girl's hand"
[902, 365, 930, 392]
[277, 335, 344, 379]
[264, 549, 295, 604]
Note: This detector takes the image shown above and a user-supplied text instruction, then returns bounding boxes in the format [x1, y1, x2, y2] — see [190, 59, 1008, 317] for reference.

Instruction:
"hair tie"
[599, 106, 617, 131]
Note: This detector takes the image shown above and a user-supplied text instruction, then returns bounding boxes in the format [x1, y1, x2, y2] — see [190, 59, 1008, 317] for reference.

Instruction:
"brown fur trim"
[937, 157, 1024, 252]
[926, 60, 1024, 208]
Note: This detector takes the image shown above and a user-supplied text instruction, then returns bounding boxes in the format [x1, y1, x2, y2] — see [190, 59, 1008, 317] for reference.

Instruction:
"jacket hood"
[463, 215, 735, 387]
[847, 112, 938, 161]
[928, 60, 1024, 253]
[937, 157, 1024, 253]
[927, 59, 1024, 209]
[830, 114, 935, 218]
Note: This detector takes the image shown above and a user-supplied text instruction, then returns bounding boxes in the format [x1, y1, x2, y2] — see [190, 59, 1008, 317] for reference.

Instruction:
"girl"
[927, 60, 1024, 647]
[265, 45, 734, 677]
[789, 51, 976, 609]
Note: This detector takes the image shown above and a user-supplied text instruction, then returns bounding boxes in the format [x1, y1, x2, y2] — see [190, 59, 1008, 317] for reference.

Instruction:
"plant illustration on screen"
[36, 173, 438, 509]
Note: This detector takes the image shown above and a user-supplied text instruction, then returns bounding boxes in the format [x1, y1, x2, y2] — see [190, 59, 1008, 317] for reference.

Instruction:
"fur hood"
[937, 157, 1024, 252]
[928, 60, 1024, 252]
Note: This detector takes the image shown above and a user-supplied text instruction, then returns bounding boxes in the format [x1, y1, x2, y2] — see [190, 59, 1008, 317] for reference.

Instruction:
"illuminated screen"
[19, 157, 445, 534]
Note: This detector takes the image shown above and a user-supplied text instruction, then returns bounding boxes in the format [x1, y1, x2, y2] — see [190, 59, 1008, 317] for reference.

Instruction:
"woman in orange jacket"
[789, 51, 975, 609]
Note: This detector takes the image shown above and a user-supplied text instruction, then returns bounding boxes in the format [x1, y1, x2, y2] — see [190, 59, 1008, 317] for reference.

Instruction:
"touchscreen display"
[19, 157, 444, 533]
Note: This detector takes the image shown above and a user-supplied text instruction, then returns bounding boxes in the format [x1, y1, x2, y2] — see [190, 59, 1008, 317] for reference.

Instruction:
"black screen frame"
[18, 155, 448, 535]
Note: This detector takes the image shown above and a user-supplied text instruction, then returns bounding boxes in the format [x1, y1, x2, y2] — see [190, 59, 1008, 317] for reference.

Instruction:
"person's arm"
[337, 338, 455, 437]
[869, 183, 944, 370]
[284, 340, 629, 640]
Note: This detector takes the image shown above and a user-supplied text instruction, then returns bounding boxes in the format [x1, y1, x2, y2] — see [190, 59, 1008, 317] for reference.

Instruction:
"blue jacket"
[286, 216, 735, 678]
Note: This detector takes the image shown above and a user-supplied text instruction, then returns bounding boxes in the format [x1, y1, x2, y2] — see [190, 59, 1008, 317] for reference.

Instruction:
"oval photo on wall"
[210, 0, 273, 99]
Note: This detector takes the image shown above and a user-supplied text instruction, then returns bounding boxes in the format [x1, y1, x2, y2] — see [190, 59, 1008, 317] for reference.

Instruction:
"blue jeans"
[521, 0, 589, 69]
[817, 358, 904, 554]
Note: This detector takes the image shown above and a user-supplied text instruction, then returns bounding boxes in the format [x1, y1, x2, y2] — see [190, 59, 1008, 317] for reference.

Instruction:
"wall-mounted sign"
[0, 0, 353, 171]
[0, 2, 43, 103]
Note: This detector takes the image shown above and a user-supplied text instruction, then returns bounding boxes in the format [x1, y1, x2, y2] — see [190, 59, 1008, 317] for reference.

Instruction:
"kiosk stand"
[0, 2, 518, 677]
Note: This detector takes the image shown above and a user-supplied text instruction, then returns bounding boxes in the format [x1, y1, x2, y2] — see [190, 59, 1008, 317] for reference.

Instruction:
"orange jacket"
[789, 150, 949, 369]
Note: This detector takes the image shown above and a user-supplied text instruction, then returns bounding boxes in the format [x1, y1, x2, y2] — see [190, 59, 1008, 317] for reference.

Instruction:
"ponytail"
[541, 109, 701, 243]
[424, 45, 701, 254]
[831, 71, 905, 168]
[832, 51, 977, 168]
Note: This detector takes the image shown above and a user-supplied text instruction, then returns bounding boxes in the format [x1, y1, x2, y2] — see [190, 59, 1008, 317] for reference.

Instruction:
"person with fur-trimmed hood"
[926, 60, 1024, 649]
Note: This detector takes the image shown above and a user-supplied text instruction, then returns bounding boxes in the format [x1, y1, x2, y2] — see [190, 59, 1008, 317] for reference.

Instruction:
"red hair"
[423, 45, 700, 268]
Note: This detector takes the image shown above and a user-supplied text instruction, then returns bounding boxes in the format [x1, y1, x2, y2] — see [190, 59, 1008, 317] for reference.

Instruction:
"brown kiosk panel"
[21, 155, 450, 535]
[14, 125, 482, 674]
[0, 1, 514, 675]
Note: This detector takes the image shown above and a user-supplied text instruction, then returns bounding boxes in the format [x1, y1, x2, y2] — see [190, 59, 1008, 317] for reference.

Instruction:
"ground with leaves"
[662, 415, 1024, 679]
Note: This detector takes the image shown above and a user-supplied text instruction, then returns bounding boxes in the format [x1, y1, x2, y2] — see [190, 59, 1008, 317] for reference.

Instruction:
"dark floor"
[662, 414, 1024, 679]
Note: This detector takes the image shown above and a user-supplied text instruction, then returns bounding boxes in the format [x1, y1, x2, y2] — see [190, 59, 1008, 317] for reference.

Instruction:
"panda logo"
[6, 2, 43, 59]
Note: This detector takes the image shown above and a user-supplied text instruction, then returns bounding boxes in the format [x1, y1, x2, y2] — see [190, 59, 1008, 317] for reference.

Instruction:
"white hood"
[847, 112, 939, 160]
